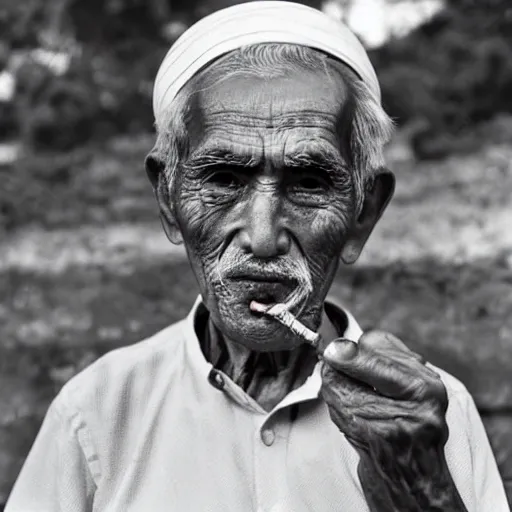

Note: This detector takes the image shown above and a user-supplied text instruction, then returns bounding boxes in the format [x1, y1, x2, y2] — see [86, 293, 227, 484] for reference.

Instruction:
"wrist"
[356, 442, 468, 512]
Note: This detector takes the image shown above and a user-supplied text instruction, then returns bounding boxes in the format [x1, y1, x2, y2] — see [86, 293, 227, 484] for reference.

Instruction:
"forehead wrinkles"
[200, 79, 344, 124]
[193, 69, 348, 125]
[188, 112, 345, 167]
[201, 109, 340, 131]
[186, 71, 351, 164]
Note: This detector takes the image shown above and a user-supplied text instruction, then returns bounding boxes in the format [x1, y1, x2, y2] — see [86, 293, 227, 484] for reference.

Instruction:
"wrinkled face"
[176, 70, 356, 350]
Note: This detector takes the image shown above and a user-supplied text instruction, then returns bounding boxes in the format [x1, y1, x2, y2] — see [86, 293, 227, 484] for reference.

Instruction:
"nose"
[238, 187, 290, 258]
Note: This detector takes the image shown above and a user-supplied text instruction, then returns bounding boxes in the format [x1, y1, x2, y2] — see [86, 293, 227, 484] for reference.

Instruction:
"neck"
[225, 340, 316, 411]
[211, 307, 340, 411]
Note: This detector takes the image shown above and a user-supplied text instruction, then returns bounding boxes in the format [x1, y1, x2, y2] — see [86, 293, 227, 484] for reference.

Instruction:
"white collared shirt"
[6, 297, 510, 511]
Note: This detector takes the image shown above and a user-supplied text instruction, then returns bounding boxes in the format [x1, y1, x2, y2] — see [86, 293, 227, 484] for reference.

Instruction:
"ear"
[145, 152, 183, 245]
[341, 168, 395, 264]
[145, 151, 162, 190]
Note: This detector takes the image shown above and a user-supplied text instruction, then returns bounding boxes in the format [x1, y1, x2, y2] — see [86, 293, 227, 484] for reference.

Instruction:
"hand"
[320, 330, 468, 511]
[321, 330, 447, 448]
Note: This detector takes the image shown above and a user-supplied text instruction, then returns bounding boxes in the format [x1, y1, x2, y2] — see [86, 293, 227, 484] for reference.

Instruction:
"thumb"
[322, 338, 358, 369]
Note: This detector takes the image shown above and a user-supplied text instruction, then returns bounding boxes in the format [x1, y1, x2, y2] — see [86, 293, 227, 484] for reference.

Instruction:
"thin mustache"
[214, 254, 313, 315]
[222, 263, 300, 282]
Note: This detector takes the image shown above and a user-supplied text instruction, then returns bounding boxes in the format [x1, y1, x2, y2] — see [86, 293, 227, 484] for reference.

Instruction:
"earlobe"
[340, 241, 362, 265]
[159, 212, 183, 245]
[341, 169, 395, 264]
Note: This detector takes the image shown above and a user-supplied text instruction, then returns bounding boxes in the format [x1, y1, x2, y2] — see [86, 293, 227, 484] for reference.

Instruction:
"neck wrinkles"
[198, 304, 344, 411]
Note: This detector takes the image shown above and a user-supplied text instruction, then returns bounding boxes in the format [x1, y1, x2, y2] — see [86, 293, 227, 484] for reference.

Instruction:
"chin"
[214, 296, 320, 351]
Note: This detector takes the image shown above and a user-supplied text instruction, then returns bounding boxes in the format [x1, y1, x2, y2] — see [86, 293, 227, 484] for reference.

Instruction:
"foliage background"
[0, 0, 511, 507]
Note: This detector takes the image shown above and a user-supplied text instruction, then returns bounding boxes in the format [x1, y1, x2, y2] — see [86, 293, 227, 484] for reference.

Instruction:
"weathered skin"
[156, 71, 376, 409]
[322, 332, 468, 511]
[150, 68, 468, 511]
[178, 73, 355, 351]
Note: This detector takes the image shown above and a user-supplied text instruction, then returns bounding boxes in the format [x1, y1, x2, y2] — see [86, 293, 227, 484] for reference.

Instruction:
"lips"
[227, 270, 296, 285]
[233, 274, 286, 283]
[226, 276, 294, 306]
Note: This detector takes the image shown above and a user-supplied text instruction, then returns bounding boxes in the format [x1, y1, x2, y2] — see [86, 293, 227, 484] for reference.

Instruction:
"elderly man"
[6, 2, 509, 511]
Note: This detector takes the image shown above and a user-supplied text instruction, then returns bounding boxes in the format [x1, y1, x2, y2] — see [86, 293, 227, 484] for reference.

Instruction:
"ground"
[0, 135, 511, 506]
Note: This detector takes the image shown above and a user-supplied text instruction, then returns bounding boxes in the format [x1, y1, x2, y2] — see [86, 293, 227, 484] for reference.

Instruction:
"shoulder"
[427, 364, 510, 510]
[35, 319, 193, 485]
[57, 319, 189, 415]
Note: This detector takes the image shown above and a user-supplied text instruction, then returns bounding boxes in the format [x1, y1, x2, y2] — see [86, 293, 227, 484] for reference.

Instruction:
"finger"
[322, 338, 440, 400]
[321, 360, 377, 398]
[323, 331, 427, 377]
[362, 332, 441, 385]
[322, 366, 448, 444]
[361, 330, 426, 365]
[322, 337, 359, 361]
[321, 363, 378, 407]
[322, 366, 417, 435]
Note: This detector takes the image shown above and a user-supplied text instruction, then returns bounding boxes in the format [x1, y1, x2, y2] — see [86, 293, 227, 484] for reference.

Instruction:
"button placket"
[254, 416, 281, 512]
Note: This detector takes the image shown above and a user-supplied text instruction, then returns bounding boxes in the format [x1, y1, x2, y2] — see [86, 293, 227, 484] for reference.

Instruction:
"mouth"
[226, 273, 295, 302]
[249, 300, 321, 348]
[221, 266, 311, 320]
[229, 272, 296, 286]
[249, 300, 272, 318]
[246, 282, 290, 310]
[247, 292, 278, 316]
[221, 279, 290, 317]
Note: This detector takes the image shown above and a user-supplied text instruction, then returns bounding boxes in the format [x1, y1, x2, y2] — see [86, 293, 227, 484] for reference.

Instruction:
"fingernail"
[324, 340, 357, 361]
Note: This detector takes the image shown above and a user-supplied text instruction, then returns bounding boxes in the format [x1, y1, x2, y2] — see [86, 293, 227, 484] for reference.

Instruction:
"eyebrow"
[185, 148, 258, 170]
[184, 144, 347, 176]
[284, 149, 346, 174]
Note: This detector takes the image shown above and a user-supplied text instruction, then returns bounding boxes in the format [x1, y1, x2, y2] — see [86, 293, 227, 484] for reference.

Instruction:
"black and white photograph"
[0, 0, 511, 510]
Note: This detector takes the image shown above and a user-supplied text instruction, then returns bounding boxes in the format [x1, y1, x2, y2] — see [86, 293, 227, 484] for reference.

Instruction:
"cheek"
[300, 208, 349, 282]
[177, 182, 241, 301]
[177, 182, 229, 257]
[310, 209, 349, 251]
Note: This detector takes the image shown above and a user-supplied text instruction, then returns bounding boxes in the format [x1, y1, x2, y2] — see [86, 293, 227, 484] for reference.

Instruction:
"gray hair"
[152, 43, 394, 219]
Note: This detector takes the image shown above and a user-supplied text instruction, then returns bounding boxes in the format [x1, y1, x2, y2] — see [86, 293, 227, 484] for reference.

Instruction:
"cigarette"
[250, 301, 320, 349]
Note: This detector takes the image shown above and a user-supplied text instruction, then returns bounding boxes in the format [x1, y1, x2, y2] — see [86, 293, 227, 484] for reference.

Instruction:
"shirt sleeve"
[463, 392, 511, 512]
[5, 394, 97, 512]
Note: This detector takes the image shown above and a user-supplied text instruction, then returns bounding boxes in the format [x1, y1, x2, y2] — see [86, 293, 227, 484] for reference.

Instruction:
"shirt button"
[261, 428, 275, 446]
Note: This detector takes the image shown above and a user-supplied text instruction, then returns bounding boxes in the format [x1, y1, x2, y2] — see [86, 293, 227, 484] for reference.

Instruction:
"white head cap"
[152, 1, 380, 126]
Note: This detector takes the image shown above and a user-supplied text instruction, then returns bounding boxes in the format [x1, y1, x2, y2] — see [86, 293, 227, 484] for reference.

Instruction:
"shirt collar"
[182, 295, 363, 412]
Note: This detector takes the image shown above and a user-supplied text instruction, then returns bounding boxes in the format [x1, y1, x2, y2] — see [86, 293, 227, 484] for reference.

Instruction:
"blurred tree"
[371, 0, 512, 158]
[0, 0, 326, 152]
[1, 0, 512, 156]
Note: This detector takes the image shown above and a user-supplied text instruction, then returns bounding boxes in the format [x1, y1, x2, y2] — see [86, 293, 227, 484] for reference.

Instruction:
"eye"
[288, 170, 332, 193]
[297, 176, 325, 190]
[205, 170, 245, 189]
